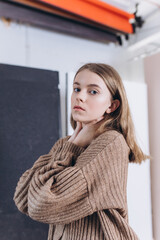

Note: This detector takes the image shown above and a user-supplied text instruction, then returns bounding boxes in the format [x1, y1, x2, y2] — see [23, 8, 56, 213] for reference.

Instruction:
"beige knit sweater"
[14, 130, 139, 240]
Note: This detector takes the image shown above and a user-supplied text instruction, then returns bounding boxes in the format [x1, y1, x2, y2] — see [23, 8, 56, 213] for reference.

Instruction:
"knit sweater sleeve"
[25, 133, 129, 225]
[13, 137, 85, 215]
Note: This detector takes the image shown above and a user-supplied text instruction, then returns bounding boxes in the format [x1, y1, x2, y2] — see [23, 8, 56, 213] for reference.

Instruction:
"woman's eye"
[90, 90, 98, 95]
[74, 88, 80, 92]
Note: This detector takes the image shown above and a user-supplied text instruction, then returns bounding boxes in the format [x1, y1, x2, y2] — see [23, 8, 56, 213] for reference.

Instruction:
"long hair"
[70, 63, 148, 164]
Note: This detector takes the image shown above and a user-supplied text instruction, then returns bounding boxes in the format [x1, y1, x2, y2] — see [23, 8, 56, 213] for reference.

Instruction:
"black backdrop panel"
[0, 64, 61, 240]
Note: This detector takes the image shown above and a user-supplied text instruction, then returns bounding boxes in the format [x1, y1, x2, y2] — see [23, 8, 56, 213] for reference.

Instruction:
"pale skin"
[68, 69, 120, 148]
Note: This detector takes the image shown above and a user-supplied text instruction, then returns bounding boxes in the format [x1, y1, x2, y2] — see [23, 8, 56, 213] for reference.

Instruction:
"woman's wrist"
[68, 137, 82, 147]
[68, 137, 72, 143]
[72, 139, 85, 148]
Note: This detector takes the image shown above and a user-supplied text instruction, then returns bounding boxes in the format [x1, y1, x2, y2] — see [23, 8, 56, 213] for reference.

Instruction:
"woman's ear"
[106, 99, 120, 114]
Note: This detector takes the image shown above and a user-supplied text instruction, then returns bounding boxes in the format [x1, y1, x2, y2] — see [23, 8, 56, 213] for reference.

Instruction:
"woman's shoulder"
[94, 130, 125, 145]
[88, 129, 129, 154]
[58, 131, 126, 150]
[75, 130, 129, 167]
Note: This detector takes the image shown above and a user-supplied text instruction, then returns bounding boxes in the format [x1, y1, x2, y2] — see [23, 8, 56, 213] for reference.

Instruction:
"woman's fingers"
[74, 122, 82, 135]
[76, 122, 82, 131]
[69, 117, 104, 145]
[68, 122, 82, 142]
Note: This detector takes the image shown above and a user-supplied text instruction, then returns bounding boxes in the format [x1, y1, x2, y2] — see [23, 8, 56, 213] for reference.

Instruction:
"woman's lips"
[73, 106, 85, 111]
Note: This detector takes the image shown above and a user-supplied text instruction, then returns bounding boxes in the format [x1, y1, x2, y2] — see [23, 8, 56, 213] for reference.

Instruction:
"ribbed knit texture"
[14, 130, 139, 240]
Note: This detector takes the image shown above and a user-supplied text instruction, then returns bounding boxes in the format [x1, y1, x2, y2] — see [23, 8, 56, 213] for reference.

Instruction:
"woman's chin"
[72, 115, 95, 124]
[72, 116, 84, 122]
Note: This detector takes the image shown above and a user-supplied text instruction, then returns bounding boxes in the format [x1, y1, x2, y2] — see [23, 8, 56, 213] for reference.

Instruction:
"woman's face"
[71, 69, 112, 125]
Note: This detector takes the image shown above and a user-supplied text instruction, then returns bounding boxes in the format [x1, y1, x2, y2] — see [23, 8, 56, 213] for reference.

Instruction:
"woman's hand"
[68, 117, 104, 148]
[68, 122, 82, 143]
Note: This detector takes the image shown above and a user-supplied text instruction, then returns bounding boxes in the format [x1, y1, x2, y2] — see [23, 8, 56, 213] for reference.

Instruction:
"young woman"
[14, 63, 147, 240]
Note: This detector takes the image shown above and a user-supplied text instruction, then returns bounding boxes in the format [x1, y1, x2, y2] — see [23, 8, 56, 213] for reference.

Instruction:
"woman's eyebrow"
[87, 84, 102, 89]
[73, 82, 102, 89]
[73, 82, 80, 85]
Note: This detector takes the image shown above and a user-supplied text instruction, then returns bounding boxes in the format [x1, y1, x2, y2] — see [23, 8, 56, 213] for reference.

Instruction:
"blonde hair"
[71, 63, 149, 164]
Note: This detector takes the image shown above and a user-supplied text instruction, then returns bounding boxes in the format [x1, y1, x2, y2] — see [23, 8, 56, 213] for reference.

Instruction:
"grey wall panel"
[0, 63, 61, 239]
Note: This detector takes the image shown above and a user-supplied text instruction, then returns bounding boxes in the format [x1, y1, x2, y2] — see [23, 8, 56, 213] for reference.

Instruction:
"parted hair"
[71, 63, 149, 163]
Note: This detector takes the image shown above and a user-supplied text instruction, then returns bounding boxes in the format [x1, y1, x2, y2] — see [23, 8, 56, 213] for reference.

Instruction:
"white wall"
[144, 53, 160, 240]
[124, 81, 152, 240]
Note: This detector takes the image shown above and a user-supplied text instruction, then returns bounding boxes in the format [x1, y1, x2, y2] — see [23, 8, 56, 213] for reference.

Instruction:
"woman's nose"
[76, 91, 86, 102]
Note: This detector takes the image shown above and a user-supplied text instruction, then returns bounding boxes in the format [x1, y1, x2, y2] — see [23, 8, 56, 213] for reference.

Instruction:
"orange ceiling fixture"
[36, 0, 135, 34]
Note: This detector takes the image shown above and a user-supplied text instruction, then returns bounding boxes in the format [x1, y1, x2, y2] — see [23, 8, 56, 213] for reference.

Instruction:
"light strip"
[128, 31, 160, 51]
